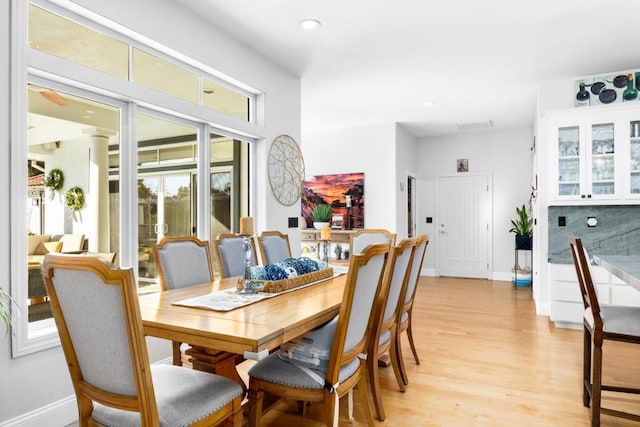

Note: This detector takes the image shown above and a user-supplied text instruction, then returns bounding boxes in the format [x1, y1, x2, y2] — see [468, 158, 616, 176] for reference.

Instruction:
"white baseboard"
[0, 396, 77, 427]
[492, 271, 513, 282]
[421, 267, 436, 277]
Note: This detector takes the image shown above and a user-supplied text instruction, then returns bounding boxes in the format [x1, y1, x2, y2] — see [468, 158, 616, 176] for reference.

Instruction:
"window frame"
[11, 0, 261, 357]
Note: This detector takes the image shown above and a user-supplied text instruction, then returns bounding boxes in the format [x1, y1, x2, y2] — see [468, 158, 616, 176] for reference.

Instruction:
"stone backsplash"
[548, 205, 640, 263]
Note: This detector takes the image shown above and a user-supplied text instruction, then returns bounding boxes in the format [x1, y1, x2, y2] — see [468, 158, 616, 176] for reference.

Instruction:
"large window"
[13, 1, 258, 357]
[27, 83, 120, 324]
[27, 3, 253, 122]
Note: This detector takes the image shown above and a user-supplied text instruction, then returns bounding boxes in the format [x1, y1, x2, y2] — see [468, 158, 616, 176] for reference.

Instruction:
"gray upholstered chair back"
[404, 236, 428, 305]
[216, 235, 257, 278]
[260, 233, 291, 265]
[343, 246, 387, 354]
[51, 267, 137, 396]
[383, 240, 415, 324]
[351, 229, 396, 255]
[156, 239, 213, 289]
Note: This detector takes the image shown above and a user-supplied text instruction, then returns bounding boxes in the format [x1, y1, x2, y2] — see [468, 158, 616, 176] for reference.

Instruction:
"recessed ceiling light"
[300, 19, 321, 30]
[423, 101, 435, 107]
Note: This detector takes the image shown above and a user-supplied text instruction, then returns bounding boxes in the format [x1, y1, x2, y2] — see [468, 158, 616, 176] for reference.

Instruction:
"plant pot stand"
[514, 236, 532, 287]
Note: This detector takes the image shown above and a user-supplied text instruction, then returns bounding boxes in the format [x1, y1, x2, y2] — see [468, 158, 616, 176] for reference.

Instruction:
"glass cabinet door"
[590, 122, 615, 195]
[558, 126, 581, 196]
[630, 120, 640, 194]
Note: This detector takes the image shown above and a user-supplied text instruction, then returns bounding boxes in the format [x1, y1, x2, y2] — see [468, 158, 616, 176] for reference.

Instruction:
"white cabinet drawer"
[553, 264, 608, 283]
[554, 281, 610, 304]
[610, 286, 640, 307]
[552, 301, 583, 325]
[553, 281, 581, 302]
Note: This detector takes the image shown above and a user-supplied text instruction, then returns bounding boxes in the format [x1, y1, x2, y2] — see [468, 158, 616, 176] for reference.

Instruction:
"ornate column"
[82, 128, 117, 253]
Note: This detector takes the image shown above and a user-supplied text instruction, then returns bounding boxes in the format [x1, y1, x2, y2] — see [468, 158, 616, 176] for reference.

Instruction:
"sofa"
[27, 234, 85, 322]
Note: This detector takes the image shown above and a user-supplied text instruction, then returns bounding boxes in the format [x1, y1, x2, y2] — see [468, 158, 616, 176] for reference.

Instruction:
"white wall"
[395, 125, 418, 241]
[1, 0, 301, 424]
[416, 127, 534, 277]
[302, 123, 398, 231]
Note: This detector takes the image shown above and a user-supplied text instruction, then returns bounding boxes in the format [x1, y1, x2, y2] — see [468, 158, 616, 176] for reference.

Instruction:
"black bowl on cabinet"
[599, 89, 617, 104]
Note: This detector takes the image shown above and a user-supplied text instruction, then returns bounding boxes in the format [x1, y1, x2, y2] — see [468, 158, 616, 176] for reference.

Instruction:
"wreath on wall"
[65, 186, 85, 222]
[44, 168, 64, 199]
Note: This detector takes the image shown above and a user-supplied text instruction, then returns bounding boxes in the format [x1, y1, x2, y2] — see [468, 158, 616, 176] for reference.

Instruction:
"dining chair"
[569, 237, 640, 426]
[213, 233, 258, 279]
[247, 242, 390, 427]
[40, 254, 243, 427]
[257, 230, 292, 265]
[154, 236, 215, 365]
[350, 228, 396, 255]
[394, 234, 429, 388]
[366, 237, 417, 421]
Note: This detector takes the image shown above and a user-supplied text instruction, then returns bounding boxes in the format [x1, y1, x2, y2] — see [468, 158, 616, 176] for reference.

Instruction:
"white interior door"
[438, 174, 491, 279]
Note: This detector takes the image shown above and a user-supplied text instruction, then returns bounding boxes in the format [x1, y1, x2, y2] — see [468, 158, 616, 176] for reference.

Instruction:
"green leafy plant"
[311, 204, 332, 222]
[509, 204, 533, 237]
[334, 244, 343, 258]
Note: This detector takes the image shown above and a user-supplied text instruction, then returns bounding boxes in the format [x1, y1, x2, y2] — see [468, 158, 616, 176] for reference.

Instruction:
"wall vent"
[456, 120, 493, 131]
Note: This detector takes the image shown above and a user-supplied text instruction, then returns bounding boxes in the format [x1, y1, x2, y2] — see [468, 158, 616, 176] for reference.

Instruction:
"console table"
[300, 229, 356, 262]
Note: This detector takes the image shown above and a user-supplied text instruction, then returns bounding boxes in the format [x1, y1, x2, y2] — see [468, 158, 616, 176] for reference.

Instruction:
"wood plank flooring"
[244, 276, 640, 426]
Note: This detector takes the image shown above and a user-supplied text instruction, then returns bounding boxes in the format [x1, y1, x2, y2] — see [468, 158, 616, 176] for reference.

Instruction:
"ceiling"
[173, 0, 640, 138]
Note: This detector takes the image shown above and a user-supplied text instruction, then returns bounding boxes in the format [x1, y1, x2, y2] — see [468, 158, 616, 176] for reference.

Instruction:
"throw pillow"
[35, 241, 63, 255]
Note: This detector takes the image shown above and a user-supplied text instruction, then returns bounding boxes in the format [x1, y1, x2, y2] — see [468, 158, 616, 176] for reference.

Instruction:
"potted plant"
[334, 244, 343, 260]
[509, 204, 533, 250]
[312, 204, 332, 230]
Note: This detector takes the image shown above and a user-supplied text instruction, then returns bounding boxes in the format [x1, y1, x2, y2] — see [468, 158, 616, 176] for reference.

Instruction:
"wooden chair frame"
[395, 234, 429, 388]
[41, 254, 242, 427]
[569, 237, 640, 426]
[153, 236, 214, 366]
[248, 243, 390, 427]
[213, 233, 258, 279]
[349, 229, 397, 255]
[257, 230, 292, 265]
[366, 237, 417, 421]
[153, 236, 214, 291]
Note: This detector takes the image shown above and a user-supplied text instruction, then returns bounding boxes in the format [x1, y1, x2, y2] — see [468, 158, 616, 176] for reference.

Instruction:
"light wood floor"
[243, 276, 640, 426]
[68, 276, 640, 426]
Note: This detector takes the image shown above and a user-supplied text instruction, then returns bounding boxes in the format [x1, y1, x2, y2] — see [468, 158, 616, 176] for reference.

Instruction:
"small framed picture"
[457, 158, 468, 172]
[331, 214, 344, 229]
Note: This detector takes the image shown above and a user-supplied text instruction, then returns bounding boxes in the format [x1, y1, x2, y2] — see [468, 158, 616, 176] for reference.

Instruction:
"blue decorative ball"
[264, 264, 288, 281]
[298, 257, 320, 273]
[280, 257, 306, 275]
[250, 266, 267, 280]
[283, 266, 298, 278]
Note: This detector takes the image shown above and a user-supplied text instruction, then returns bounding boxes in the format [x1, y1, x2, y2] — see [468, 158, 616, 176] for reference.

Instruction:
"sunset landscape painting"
[302, 172, 364, 229]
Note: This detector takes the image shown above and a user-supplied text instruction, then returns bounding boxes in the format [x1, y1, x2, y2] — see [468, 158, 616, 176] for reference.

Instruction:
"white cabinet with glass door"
[627, 116, 640, 198]
[550, 112, 624, 202]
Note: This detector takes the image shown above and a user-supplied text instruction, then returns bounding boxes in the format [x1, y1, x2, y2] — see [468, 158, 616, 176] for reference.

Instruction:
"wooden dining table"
[138, 273, 347, 390]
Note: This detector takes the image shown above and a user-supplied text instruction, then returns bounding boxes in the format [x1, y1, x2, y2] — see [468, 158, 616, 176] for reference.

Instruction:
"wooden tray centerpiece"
[237, 266, 334, 293]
